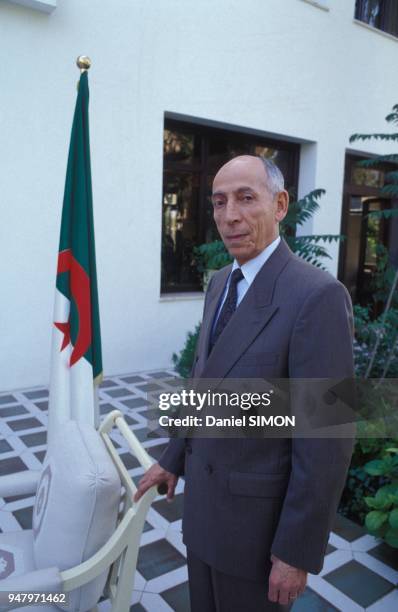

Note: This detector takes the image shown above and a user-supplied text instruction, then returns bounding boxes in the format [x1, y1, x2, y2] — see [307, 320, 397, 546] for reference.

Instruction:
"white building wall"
[1, 0, 398, 391]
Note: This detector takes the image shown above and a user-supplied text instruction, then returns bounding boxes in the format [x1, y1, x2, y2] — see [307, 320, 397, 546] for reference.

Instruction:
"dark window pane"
[207, 136, 251, 172]
[349, 196, 364, 212]
[161, 172, 201, 292]
[387, 0, 398, 35]
[355, 0, 398, 36]
[355, 0, 383, 27]
[228, 141, 251, 157]
[344, 205, 364, 300]
[255, 147, 293, 190]
[254, 145, 278, 159]
[203, 173, 219, 243]
[351, 166, 384, 188]
[163, 129, 200, 165]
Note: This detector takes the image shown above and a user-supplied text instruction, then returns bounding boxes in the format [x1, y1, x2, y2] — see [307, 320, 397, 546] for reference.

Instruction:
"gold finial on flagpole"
[76, 56, 91, 72]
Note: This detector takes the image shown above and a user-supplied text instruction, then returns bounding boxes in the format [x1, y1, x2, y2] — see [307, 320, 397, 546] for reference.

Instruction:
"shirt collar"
[231, 235, 281, 287]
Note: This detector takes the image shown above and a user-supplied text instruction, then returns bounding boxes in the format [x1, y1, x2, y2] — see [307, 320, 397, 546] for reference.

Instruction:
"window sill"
[7, 0, 56, 13]
[299, 0, 329, 12]
[353, 19, 398, 42]
[159, 292, 204, 302]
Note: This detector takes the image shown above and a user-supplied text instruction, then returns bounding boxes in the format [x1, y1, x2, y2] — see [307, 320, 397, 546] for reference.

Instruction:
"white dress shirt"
[213, 235, 281, 330]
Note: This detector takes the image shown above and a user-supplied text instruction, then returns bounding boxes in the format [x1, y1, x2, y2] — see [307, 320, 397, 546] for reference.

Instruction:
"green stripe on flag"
[56, 71, 103, 380]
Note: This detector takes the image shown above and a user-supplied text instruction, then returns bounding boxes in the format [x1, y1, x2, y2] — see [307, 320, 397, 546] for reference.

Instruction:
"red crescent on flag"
[54, 249, 92, 366]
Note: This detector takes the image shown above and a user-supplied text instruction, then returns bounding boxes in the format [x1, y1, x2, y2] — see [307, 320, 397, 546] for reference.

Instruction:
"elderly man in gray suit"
[135, 155, 355, 611]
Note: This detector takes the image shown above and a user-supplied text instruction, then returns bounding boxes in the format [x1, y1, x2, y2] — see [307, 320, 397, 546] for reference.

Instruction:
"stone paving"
[0, 370, 397, 611]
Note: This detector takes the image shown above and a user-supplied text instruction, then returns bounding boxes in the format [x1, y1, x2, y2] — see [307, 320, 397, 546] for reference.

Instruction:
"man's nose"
[224, 200, 241, 223]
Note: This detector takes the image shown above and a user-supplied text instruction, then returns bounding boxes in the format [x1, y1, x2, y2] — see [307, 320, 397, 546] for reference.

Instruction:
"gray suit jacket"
[159, 238, 355, 579]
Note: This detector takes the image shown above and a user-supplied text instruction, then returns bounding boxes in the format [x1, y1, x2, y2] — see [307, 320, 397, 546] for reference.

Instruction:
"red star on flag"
[54, 321, 71, 351]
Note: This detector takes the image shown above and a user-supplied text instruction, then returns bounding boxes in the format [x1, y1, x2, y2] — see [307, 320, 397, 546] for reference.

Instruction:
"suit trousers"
[187, 549, 294, 612]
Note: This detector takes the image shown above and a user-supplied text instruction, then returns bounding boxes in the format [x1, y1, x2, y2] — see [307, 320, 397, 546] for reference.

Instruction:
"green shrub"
[339, 465, 383, 525]
[363, 444, 398, 548]
[193, 241, 232, 274]
[354, 305, 398, 378]
[339, 436, 391, 524]
[172, 324, 201, 378]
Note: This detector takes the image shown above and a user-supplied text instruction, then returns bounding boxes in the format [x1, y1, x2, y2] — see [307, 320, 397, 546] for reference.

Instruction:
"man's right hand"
[134, 462, 178, 503]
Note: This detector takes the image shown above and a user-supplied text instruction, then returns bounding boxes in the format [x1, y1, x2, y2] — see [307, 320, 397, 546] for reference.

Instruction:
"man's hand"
[268, 554, 307, 605]
[134, 463, 178, 503]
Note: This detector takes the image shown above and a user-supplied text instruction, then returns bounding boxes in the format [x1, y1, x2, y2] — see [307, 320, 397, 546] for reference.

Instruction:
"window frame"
[338, 152, 394, 309]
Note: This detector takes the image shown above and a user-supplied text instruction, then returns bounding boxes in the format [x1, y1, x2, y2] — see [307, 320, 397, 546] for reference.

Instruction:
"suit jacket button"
[205, 464, 213, 474]
[324, 390, 338, 405]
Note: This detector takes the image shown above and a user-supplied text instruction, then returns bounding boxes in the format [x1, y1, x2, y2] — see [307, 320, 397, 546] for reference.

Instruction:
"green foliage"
[340, 106, 398, 546]
[340, 401, 398, 547]
[350, 103, 398, 218]
[371, 244, 398, 307]
[339, 464, 382, 525]
[283, 188, 326, 228]
[281, 189, 344, 269]
[193, 241, 232, 273]
[362, 445, 398, 548]
[339, 435, 392, 524]
[351, 243, 398, 383]
[353, 304, 398, 378]
[172, 323, 201, 378]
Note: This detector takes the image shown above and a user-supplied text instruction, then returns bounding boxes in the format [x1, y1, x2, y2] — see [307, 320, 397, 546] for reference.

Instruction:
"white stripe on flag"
[48, 289, 98, 446]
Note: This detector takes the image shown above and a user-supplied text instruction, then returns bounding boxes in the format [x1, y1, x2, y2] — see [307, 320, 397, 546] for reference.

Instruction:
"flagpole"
[75, 54, 101, 432]
[48, 55, 103, 447]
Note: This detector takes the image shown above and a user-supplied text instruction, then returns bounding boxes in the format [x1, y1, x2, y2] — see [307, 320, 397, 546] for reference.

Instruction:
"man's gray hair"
[257, 157, 285, 196]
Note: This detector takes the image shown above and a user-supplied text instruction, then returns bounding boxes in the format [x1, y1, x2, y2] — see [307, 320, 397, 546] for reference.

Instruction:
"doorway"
[339, 154, 391, 308]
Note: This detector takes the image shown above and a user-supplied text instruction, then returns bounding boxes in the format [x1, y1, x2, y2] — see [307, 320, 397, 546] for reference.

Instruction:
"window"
[354, 0, 398, 37]
[161, 117, 299, 294]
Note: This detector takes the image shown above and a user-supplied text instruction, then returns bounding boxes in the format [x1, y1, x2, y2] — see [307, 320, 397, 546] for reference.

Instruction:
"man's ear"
[275, 190, 289, 223]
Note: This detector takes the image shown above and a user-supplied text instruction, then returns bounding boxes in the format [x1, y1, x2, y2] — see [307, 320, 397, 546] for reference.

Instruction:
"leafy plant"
[349, 100, 398, 372]
[172, 324, 201, 378]
[339, 106, 398, 540]
[363, 445, 398, 548]
[193, 241, 232, 274]
[350, 103, 398, 216]
[353, 304, 398, 379]
[340, 465, 384, 524]
[369, 244, 398, 309]
[339, 432, 391, 523]
[280, 189, 344, 269]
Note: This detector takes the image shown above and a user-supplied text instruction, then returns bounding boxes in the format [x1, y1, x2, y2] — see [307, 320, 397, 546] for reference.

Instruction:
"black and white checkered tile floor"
[0, 372, 397, 611]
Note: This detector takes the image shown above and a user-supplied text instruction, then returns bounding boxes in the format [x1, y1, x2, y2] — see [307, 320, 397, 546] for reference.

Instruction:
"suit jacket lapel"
[200, 238, 293, 379]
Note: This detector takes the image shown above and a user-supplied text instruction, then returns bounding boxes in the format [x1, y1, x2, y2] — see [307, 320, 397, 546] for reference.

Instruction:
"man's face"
[211, 156, 288, 265]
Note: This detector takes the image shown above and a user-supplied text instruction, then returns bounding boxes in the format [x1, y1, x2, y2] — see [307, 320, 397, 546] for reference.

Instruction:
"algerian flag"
[48, 70, 102, 443]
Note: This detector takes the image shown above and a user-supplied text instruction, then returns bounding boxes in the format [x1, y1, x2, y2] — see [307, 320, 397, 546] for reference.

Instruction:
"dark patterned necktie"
[209, 268, 244, 353]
